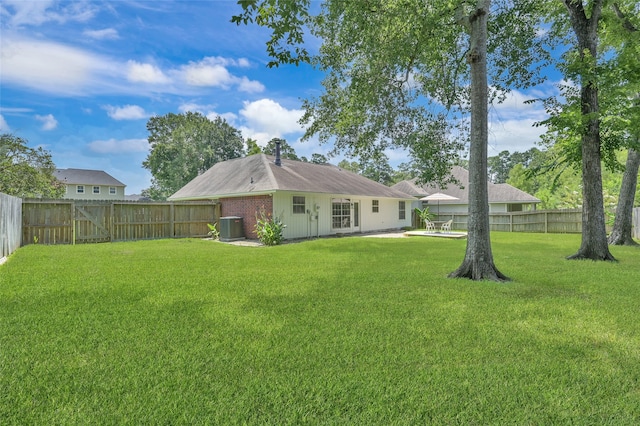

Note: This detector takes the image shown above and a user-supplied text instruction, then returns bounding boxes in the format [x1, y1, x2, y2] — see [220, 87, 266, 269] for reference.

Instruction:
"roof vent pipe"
[274, 140, 282, 166]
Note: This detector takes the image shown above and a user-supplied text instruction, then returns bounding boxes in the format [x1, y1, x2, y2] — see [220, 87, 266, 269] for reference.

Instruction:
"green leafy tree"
[391, 162, 417, 184]
[537, 1, 640, 259]
[0, 134, 64, 198]
[234, 0, 548, 281]
[142, 112, 244, 200]
[264, 138, 299, 161]
[605, 4, 640, 246]
[246, 138, 262, 156]
[310, 153, 329, 164]
[337, 160, 359, 173]
[359, 154, 395, 185]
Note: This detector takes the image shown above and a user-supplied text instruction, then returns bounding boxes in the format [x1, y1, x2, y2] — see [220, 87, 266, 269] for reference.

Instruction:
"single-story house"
[392, 165, 540, 215]
[169, 150, 415, 240]
[54, 168, 126, 200]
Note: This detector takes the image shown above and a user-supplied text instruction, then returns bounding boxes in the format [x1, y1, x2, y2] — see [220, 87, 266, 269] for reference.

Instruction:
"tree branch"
[612, 3, 638, 32]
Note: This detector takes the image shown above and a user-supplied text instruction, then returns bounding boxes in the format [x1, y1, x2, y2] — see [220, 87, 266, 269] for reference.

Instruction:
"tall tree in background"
[310, 153, 329, 164]
[561, 0, 613, 260]
[540, 1, 639, 255]
[234, 0, 548, 281]
[246, 138, 262, 156]
[0, 133, 64, 198]
[606, 3, 640, 246]
[337, 154, 394, 185]
[264, 138, 299, 161]
[142, 112, 244, 200]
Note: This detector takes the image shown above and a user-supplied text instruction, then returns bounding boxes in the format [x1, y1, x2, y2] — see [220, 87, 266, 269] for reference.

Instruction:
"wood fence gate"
[22, 200, 220, 245]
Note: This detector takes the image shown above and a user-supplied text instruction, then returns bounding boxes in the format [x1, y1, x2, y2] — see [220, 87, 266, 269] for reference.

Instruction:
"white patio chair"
[424, 220, 436, 233]
[441, 220, 453, 233]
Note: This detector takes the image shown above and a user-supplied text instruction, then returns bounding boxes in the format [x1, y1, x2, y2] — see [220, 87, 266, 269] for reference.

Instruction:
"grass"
[1, 233, 640, 424]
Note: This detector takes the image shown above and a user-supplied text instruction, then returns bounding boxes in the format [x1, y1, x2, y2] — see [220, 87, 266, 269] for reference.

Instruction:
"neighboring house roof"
[392, 165, 540, 204]
[170, 154, 415, 200]
[54, 168, 125, 187]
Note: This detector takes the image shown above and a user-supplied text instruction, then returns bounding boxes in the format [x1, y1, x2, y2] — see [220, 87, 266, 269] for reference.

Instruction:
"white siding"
[62, 184, 125, 200]
[274, 191, 412, 239]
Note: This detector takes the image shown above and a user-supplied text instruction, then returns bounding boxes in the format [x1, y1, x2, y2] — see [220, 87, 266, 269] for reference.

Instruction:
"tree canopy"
[0, 134, 64, 199]
[142, 112, 245, 200]
[234, 0, 549, 281]
[264, 138, 300, 161]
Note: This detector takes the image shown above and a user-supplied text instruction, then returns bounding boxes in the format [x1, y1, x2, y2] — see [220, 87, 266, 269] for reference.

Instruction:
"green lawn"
[1, 233, 640, 424]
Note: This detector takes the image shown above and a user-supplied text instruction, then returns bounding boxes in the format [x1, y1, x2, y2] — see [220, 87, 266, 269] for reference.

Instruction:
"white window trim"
[292, 195, 306, 214]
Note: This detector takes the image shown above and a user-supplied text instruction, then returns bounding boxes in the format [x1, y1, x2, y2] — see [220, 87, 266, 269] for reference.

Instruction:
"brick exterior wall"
[220, 195, 273, 239]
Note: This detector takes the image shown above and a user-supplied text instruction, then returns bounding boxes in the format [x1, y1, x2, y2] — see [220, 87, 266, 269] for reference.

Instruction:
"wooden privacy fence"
[414, 209, 585, 233]
[22, 199, 220, 246]
[1, 193, 22, 258]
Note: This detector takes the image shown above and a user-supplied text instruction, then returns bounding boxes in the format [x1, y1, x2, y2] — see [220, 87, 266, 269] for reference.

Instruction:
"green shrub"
[206, 223, 219, 240]
[254, 206, 286, 245]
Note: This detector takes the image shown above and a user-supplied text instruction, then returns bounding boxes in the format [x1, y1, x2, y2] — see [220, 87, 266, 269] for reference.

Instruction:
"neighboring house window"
[93, 186, 100, 194]
[293, 196, 306, 214]
[109, 187, 116, 195]
[399, 201, 406, 220]
[76, 185, 84, 194]
[372, 200, 379, 213]
[332, 199, 351, 229]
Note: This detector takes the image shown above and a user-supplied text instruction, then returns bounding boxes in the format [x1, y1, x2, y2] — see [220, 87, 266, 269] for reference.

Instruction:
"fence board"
[22, 200, 219, 245]
[427, 209, 583, 234]
[1, 192, 22, 258]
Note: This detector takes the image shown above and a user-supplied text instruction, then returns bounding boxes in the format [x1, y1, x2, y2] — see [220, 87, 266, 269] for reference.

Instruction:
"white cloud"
[1, 0, 96, 28]
[484, 88, 551, 155]
[182, 61, 234, 87]
[179, 57, 264, 92]
[126, 61, 170, 84]
[488, 118, 546, 155]
[35, 114, 58, 130]
[83, 28, 119, 40]
[0, 115, 10, 132]
[0, 35, 122, 96]
[104, 105, 148, 120]
[177, 103, 239, 126]
[236, 58, 251, 68]
[88, 138, 148, 154]
[178, 103, 214, 114]
[239, 99, 305, 138]
[237, 76, 265, 93]
[238, 129, 273, 146]
[214, 112, 238, 124]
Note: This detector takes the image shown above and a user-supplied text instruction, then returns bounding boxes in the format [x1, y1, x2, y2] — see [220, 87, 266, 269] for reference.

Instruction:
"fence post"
[71, 201, 76, 245]
[170, 203, 175, 238]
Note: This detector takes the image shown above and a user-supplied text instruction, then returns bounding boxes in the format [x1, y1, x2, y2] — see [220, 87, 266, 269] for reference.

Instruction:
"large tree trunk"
[608, 147, 640, 246]
[563, 0, 616, 261]
[608, 7, 640, 246]
[449, 0, 509, 281]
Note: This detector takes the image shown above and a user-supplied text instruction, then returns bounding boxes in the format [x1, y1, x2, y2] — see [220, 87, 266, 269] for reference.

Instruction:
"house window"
[399, 201, 406, 220]
[109, 187, 116, 195]
[93, 186, 100, 194]
[76, 185, 84, 194]
[372, 200, 379, 213]
[293, 196, 306, 214]
[332, 199, 351, 229]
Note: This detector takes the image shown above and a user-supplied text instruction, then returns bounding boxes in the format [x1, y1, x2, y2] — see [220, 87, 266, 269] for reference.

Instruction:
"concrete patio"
[404, 230, 468, 239]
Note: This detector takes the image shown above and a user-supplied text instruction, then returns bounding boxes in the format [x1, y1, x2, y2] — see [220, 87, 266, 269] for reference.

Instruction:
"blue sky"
[1, 0, 553, 195]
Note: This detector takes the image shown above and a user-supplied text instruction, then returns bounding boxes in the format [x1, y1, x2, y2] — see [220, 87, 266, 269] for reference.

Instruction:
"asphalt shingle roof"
[391, 166, 540, 204]
[169, 154, 414, 200]
[54, 168, 125, 187]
